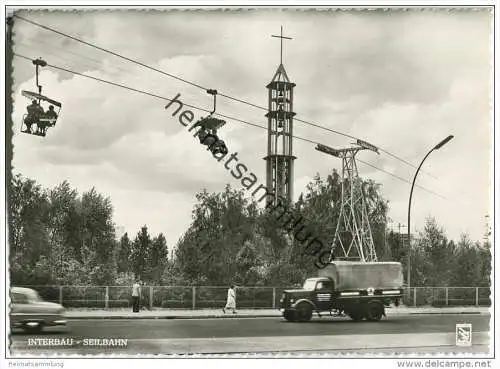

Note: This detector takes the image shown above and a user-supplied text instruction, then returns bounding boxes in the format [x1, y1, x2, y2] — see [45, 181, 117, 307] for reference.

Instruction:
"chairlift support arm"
[32, 58, 47, 96]
[206, 89, 218, 115]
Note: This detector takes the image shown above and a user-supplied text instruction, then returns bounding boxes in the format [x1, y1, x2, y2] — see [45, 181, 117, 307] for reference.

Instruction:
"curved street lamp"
[407, 135, 454, 292]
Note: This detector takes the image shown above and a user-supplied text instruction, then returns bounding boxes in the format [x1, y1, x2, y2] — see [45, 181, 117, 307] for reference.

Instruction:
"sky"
[9, 8, 493, 248]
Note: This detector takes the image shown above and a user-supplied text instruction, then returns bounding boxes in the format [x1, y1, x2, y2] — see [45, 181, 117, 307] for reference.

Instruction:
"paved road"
[9, 314, 490, 355]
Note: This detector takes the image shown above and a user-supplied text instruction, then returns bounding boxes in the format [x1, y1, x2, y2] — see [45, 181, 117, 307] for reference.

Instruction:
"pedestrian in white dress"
[223, 285, 237, 314]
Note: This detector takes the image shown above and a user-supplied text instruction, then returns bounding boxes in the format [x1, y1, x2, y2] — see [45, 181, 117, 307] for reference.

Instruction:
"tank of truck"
[317, 261, 403, 290]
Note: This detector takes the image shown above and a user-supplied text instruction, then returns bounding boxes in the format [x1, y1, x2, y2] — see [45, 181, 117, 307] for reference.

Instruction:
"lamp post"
[407, 135, 454, 293]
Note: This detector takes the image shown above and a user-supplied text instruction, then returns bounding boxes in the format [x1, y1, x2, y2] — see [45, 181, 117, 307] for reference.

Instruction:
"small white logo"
[367, 287, 374, 296]
[456, 323, 472, 346]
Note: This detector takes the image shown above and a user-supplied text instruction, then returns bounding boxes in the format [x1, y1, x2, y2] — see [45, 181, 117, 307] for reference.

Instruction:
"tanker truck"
[279, 261, 404, 322]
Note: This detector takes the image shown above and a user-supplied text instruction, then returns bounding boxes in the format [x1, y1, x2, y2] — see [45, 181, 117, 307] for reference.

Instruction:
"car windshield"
[24, 289, 42, 302]
[302, 279, 317, 290]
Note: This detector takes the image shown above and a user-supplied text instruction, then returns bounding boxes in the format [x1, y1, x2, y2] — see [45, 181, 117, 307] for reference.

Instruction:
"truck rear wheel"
[295, 302, 313, 322]
[366, 301, 384, 322]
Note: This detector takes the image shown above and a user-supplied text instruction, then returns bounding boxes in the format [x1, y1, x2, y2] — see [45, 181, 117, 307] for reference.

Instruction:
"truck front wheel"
[347, 310, 364, 321]
[366, 301, 384, 322]
[295, 302, 313, 322]
[283, 310, 296, 322]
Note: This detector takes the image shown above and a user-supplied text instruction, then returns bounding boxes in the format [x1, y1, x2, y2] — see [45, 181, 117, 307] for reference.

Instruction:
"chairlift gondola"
[20, 58, 63, 137]
[192, 89, 228, 155]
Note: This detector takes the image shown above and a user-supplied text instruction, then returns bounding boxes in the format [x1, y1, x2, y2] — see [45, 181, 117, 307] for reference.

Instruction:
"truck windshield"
[302, 280, 316, 290]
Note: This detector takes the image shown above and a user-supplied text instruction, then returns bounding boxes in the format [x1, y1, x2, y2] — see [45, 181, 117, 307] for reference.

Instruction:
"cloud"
[9, 8, 493, 244]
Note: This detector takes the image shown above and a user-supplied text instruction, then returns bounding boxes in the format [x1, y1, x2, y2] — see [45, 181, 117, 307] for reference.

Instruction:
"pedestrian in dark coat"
[132, 279, 141, 313]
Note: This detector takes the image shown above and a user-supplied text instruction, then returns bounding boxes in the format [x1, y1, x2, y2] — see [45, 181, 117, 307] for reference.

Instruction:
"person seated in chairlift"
[199, 129, 219, 147]
[197, 128, 209, 143]
[210, 139, 228, 155]
[219, 142, 228, 155]
[36, 120, 48, 136]
[44, 105, 58, 126]
[24, 100, 43, 133]
[36, 105, 58, 136]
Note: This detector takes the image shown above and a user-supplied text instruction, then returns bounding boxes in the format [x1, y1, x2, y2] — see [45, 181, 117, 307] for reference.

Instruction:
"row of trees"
[9, 174, 169, 286]
[8, 172, 491, 287]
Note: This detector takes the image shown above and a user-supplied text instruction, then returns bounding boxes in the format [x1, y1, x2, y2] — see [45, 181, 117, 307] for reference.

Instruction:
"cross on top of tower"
[272, 26, 292, 65]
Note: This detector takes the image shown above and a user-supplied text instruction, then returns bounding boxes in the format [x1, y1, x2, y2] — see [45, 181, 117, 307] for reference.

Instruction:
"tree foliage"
[8, 172, 490, 288]
[401, 217, 491, 287]
[8, 175, 169, 286]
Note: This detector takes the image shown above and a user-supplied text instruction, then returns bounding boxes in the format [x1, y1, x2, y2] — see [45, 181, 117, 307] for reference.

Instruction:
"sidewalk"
[65, 306, 491, 320]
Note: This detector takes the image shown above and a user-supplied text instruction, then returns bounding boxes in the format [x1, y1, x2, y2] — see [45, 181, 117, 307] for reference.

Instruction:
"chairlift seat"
[20, 90, 62, 136]
[21, 91, 62, 108]
[194, 116, 226, 131]
[19, 58, 63, 137]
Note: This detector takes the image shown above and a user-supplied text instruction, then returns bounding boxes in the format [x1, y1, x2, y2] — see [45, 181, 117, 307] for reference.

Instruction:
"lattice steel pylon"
[316, 140, 380, 262]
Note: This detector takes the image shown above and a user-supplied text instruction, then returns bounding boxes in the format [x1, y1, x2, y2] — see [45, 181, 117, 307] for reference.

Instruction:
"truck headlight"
[290, 299, 295, 304]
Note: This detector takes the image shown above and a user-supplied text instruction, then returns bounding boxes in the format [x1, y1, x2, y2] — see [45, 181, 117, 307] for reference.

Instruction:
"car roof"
[10, 287, 35, 294]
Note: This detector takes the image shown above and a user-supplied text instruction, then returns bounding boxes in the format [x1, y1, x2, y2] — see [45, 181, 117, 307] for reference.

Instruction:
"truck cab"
[304, 277, 336, 311]
[280, 277, 336, 322]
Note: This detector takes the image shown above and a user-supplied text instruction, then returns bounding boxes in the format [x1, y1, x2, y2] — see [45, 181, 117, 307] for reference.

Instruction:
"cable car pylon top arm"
[32, 58, 47, 96]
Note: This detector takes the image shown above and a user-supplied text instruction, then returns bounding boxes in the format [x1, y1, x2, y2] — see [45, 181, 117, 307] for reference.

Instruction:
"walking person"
[132, 279, 141, 313]
[222, 285, 237, 314]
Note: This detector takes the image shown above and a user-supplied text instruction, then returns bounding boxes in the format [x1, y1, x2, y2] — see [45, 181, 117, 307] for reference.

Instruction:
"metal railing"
[15, 285, 491, 310]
